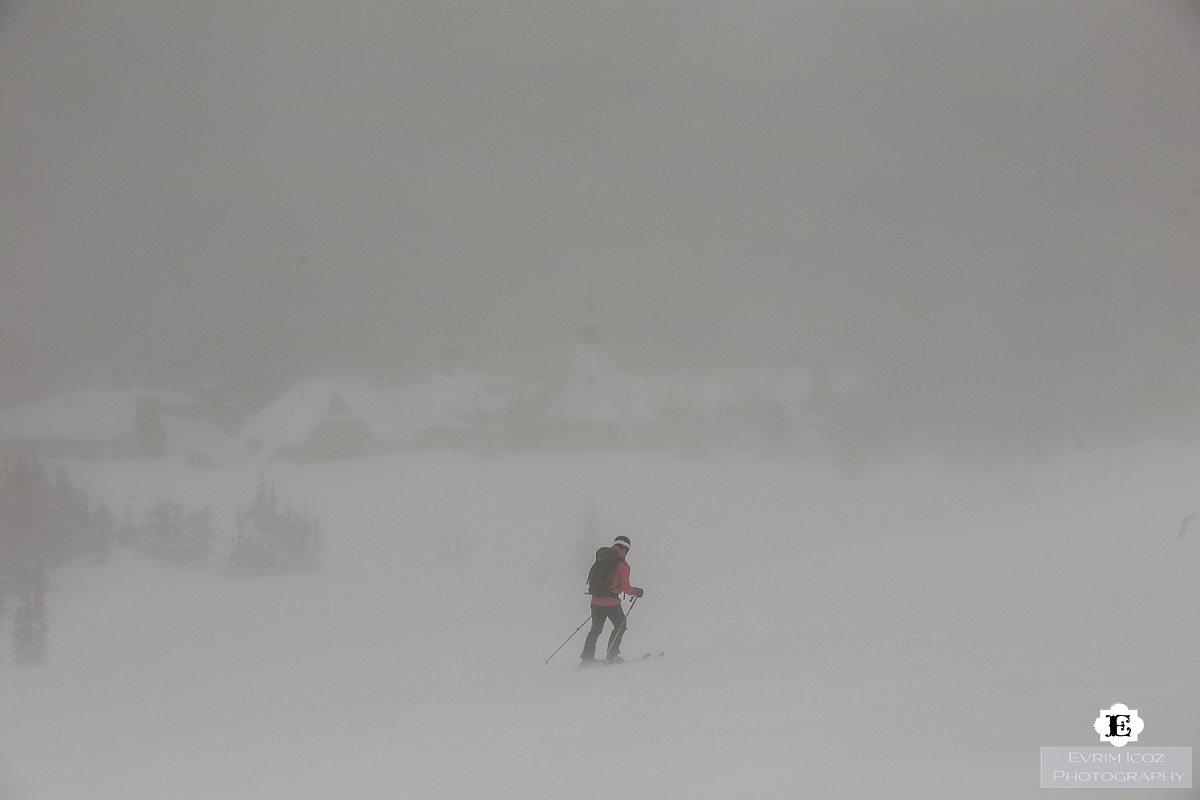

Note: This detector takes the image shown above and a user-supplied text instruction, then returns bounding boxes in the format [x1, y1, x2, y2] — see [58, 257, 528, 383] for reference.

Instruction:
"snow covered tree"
[0, 457, 119, 664]
[12, 560, 47, 667]
[46, 467, 87, 568]
[177, 505, 215, 569]
[138, 498, 217, 569]
[115, 504, 139, 548]
[246, 472, 277, 536]
[12, 592, 38, 665]
[221, 507, 259, 576]
[84, 501, 114, 566]
[278, 500, 321, 573]
[1, 458, 51, 665]
[141, 497, 186, 563]
[222, 474, 321, 576]
[222, 474, 277, 576]
[9, 459, 51, 565]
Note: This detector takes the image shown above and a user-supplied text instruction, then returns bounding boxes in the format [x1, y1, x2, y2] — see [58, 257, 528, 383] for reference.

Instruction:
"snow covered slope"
[2, 446, 1198, 798]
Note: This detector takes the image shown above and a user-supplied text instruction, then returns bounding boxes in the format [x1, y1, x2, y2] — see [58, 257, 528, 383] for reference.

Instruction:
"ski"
[606, 651, 665, 664]
[578, 652, 665, 668]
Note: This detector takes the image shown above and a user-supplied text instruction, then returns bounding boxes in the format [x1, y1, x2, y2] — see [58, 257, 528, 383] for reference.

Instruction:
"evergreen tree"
[222, 507, 252, 575]
[278, 501, 299, 571]
[12, 459, 51, 563]
[7, 458, 51, 664]
[46, 467, 86, 567]
[13, 590, 37, 665]
[178, 505, 215, 569]
[142, 497, 186, 563]
[86, 501, 114, 566]
[13, 560, 47, 667]
[222, 475, 321, 576]
[116, 504, 139, 548]
[287, 503, 321, 573]
[137, 498, 219, 569]
[73, 487, 91, 558]
[245, 473, 277, 543]
[223, 473, 275, 574]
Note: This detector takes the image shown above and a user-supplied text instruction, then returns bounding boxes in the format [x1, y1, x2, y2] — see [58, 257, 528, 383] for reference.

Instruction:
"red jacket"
[592, 555, 637, 607]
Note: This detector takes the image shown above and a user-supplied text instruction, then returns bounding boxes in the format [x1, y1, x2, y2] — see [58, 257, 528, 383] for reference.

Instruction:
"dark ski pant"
[581, 603, 627, 661]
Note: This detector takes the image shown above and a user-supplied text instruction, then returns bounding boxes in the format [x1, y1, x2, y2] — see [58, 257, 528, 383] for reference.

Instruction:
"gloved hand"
[633, 587, 644, 598]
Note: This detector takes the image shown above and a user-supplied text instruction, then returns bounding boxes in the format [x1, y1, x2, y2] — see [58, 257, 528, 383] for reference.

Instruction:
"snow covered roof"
[626, 370, 743, 417]
[236, 376, 415, 459]
[389, 367, 538, 432]
[161, 416, 234, 463]
[627, 365, 872, 417]
[534, 342, 650, 427]
[0, 386, 196, 444]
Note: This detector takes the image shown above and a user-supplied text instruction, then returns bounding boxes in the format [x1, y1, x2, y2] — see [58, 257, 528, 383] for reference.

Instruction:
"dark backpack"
[586, 547, 620, 598]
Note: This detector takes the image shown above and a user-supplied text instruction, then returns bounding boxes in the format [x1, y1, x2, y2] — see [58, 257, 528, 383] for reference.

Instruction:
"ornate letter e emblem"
[1094, 703, 1144, 747]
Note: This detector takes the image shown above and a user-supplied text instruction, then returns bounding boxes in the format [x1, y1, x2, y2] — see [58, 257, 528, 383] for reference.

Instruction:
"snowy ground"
[2, 445, 1199, 799]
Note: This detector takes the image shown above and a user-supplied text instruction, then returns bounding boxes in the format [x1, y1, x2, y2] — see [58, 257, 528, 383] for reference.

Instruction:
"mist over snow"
[2, 448, 1200, 798]
[2, 1, 1200, 798]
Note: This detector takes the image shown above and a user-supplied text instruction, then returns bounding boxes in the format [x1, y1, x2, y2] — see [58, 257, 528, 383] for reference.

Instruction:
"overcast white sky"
[2, 1, 1198, 421]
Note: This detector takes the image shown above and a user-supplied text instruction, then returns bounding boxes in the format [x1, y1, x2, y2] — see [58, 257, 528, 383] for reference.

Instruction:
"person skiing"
[581, 535, 643, 665]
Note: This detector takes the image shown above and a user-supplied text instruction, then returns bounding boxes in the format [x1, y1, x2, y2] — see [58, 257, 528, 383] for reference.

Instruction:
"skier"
[581, 535, 643, 665]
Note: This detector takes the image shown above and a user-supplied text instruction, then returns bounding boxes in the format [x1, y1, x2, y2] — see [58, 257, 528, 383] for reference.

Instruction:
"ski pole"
[544, 614, 592, 664]
[605, 596, 637, 660]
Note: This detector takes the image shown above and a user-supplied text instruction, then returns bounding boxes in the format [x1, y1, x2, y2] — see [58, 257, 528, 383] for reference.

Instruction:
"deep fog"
[1, 2, 1199, 798]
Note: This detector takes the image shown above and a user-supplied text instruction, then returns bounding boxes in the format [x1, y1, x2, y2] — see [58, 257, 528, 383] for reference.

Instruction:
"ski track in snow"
[2, 446, 1199, 799]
